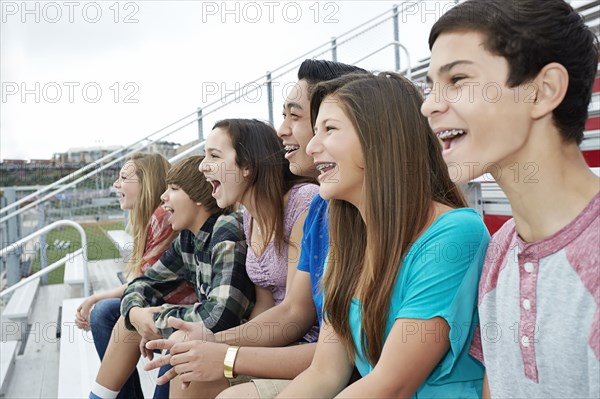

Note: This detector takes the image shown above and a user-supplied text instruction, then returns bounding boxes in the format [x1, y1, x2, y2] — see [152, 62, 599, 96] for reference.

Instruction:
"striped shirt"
[121, 212, 255, 336]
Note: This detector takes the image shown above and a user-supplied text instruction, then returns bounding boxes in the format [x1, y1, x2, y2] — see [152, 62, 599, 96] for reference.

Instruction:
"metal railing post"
[465, 182, 484, 218]
[266, 72, 274, 126]
[331, 37, 338, 62]
[3, 188, 21, 287]
[38, 202, 48, 285]
[393, 5, 400, 71]
[197, 107, 204, 141]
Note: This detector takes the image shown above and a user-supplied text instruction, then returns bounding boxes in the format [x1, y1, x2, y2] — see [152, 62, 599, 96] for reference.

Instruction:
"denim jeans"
[154, 361, 171, 399]
[90, 298, 172, 399]
[90, 298, 145, 399]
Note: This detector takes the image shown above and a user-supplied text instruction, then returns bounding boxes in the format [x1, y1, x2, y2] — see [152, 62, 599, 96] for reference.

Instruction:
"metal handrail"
[0, 150, 122, 215]
[169, 141, 205, 163]
[0, 111, 201, 215]
[352, 41, 412, 79]
[0, 115, 200, 224]
[0, 220, 89, 298]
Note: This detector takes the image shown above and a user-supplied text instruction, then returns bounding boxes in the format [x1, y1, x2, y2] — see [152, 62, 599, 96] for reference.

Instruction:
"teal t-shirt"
[349, 208, 489, 398]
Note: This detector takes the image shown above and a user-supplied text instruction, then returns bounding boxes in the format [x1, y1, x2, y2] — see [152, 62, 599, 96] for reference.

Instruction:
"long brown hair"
[126, 152, 172, 277]
[312, 73, 467, 366]
[212, 119, 315, 253]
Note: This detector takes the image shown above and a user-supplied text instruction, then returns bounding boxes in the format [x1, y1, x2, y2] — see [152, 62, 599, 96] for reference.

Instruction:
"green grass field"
[30, 220, 125, 284]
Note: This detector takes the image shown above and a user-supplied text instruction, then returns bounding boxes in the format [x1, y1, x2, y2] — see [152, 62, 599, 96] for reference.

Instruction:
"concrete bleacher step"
[57, 298, 158, 399]
[1, 284, 66, 398]
[0, 340, 19, 395]
[1, 279, 40, 341]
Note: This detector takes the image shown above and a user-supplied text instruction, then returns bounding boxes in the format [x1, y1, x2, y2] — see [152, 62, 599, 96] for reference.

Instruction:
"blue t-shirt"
[349, 208, 489, 398]
[296, 195, 329, 326]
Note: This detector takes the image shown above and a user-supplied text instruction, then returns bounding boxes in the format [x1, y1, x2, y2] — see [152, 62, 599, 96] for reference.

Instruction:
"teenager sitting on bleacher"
[75, 152, 186, 398]
[422, 1, 599, 396]
[88, 156, 255, 399]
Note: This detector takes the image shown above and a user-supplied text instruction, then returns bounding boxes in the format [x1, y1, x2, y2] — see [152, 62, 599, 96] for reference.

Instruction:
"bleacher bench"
[64, 252, 86, 297]
[58, 298, 159, 399]
[0, 340, 19, 395]
[1, 279, 40, 342]
[106, 230, 133, 260]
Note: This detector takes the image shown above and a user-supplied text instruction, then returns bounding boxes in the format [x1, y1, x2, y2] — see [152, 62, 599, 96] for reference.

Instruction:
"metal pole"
[95, 161, 100, 192]
[266, 72, 274, 126]
[0, 196, 5, 282]
[331, 37, 338, 62]
[2, 188, 20, 287]
[197, 107, 204, 141]
[465, 182, 483, 218]
[393, 5, 400, 72]
[39, 202, 48, 285]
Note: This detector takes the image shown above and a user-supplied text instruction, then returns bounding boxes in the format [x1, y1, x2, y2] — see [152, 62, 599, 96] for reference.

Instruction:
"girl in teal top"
[350, 208, 488, 397]
[278, 72, 489, 398]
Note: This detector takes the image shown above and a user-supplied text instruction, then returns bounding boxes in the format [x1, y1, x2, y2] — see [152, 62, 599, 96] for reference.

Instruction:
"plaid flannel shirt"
[121, 212, 255, 336]
[141, 206, 173, 272]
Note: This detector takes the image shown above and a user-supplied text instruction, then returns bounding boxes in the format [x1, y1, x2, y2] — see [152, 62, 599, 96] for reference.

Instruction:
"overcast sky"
[1, 0, 454, 161]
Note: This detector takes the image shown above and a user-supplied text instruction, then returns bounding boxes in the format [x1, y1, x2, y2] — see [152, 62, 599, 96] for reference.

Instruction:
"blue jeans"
[154, 359, 171, 399]
[90, 298, 172, 399]
[90, 298, 145, 399]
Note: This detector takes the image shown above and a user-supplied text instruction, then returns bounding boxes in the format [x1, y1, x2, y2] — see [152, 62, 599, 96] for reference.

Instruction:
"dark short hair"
[429, 0, 599, 144]
[297, 59, 368, 97]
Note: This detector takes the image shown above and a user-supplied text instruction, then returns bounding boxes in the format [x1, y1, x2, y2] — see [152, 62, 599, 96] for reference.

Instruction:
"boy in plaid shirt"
[90, 156, 255, 399]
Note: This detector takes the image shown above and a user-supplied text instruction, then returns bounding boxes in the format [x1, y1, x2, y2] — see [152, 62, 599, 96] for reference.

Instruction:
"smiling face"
[160, 184, 202, 232]
[421, 31, 535, 184]
[308, 95, 364, 206]
[113, 161, 141, 210]
[199, 127, 250, 209]
[277, 79, 317, 178]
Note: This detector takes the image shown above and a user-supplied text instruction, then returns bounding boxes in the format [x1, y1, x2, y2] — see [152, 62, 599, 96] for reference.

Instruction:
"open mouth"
[208, 179, 222, 197]
[162, 205, 174, 223]
[315, 162, 337, 182]
[436, 129, 467, 152]
[284, 144, 301, 158]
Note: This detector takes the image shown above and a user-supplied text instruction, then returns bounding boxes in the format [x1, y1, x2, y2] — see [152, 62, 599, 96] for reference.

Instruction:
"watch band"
[223, 346, 240, 379]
